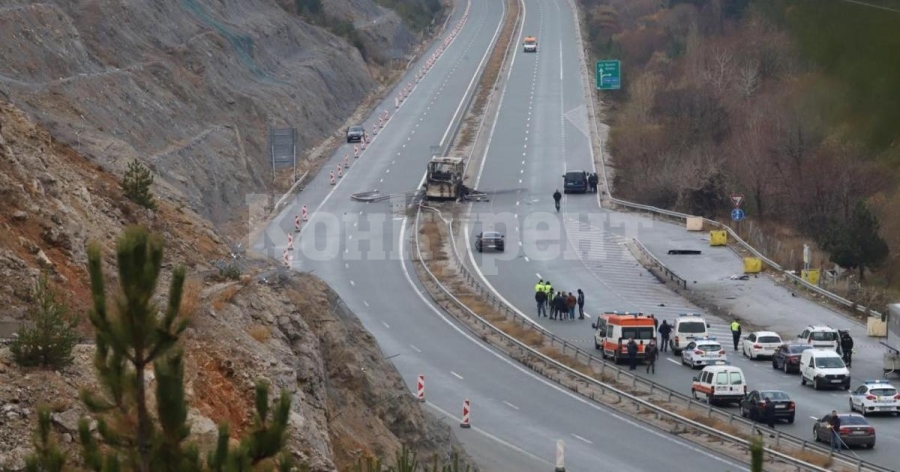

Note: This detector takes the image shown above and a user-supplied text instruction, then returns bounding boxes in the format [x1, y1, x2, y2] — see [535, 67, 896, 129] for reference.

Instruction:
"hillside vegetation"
[583, 0, 900, 291]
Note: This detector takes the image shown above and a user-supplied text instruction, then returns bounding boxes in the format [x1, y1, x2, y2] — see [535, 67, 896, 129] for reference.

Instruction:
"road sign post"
[596, 60, 621, 90]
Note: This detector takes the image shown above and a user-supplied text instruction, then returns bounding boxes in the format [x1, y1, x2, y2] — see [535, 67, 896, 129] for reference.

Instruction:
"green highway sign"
[596, 60, 621, 90]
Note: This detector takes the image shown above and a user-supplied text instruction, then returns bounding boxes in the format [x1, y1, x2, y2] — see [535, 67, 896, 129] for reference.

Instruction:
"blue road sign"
[731, 209, 745, 221]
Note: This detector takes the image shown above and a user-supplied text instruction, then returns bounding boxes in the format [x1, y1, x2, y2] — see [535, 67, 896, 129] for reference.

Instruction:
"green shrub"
[122, 160, 157, 210]
[11, 273, 78, 370]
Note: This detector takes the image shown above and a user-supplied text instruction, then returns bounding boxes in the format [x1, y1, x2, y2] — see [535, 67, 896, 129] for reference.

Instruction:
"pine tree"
[27, 226, 294, 472]
[122, 160, 157, 210]
[749, 435, 764, 472]
[11, 273, 78, 369]
[25, 409, 66, 472]
[821, 201, 889, 280]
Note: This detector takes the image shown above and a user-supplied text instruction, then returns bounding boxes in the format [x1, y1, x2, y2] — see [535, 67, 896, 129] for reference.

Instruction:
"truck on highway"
[523, 36, 537, 52]
[424, 156, 465, 200]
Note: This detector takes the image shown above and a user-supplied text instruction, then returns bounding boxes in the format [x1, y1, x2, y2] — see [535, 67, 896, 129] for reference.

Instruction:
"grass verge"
[455, 0, 519, 148]
[412, 208, 848, 472]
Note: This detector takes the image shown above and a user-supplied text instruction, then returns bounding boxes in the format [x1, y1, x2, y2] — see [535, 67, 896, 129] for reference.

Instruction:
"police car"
[681, 337, 727, 369]
[849, 380, 900, 416]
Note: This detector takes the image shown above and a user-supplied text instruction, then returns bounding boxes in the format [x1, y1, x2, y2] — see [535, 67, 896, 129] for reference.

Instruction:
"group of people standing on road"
[534, 280, 585, 320]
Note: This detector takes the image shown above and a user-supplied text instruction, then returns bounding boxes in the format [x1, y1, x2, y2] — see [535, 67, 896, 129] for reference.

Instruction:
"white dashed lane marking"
[410, 344, 422, 353]
[451, 371, 464, 380]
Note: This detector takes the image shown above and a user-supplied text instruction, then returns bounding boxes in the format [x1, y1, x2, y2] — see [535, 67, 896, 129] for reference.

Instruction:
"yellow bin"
[709, 230, 727, 246]
[743, 257, 762, 274]
[801, 269, 820, 286]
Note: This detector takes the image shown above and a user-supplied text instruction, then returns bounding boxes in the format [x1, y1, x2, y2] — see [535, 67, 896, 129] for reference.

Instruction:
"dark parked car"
[562, 171, 588, 194]
[347, 125, 365, 143]
[772, 343, 813, 373]
[475, 231, 504, 252]
[813, 413, 875, 449]
[740, 390, 795, 424]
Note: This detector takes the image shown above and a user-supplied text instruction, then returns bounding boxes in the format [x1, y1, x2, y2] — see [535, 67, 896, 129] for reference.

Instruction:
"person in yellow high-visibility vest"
[534, 279, 545, 293]
[730, 319, 742, 351]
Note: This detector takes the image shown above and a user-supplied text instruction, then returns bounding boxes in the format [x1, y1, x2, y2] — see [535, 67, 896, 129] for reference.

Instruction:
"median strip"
[411, 208, 852, 472]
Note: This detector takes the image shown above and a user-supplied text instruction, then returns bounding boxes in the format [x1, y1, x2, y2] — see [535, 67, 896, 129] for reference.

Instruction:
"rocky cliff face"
[0, 0, 426, 231]
[0, 96, 466, 470]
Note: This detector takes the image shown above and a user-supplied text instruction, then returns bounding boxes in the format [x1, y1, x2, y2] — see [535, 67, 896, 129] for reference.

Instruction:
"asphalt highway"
[463, 0, 900, 464]
[253, 0, 749, 469]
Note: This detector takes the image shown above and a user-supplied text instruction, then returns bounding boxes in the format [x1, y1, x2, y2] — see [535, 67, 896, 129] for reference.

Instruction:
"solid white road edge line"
[288, 0, 474, 237]
[424, 402, 555, 467]
[451, 371, 465, 380]
[439, 0, 509, 149]
[398, 218, 748, 471]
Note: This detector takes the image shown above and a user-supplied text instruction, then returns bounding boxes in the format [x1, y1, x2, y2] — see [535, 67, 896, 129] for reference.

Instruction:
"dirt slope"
[0, 98, 467, 471]
[0, 0, 422, 231]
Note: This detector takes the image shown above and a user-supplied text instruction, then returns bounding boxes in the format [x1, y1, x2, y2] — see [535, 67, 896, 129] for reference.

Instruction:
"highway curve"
[254, 0, 748, 469]
[463, 0, 900, 466]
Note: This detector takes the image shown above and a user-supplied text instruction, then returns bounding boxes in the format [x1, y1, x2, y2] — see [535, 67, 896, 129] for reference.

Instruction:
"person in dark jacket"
[549, 292, 558, 320]
[552, 293, 564, 320]
[588, 173, 598, 192]
[566, 292, 577, 320]
[535, 290, 547, 318]
[763, 397, 776, 428]
[650, 314, 658, 329]
[645, 340, 658, 374]
[553, 190, 562, 212]
[828, 411, 842, 452]
[626, 338, 638, 371]
[576, 289, 585, 319]
[658, 320, 672, 352]
[840, 331, 854, 367]
[556, 293, 567, 320]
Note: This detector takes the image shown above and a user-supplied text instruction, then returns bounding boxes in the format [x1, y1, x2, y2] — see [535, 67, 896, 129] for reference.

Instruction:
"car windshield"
[789, 345, 812, 354]
[622, 327, 654, 340]
[350, 126, 364, 132]
[839, 415, 868, 426]
[482, 232, 502, 239]
[814, 357, 845, 368]
[697, 343, 722, 352]
[679, 322, 706, 333]
[760, 391, 790, 401]
[869, 388, 897, 397]
[810, 331, 837, 341]
[565, 172, 584, 180]
[758, 336, 781, 343]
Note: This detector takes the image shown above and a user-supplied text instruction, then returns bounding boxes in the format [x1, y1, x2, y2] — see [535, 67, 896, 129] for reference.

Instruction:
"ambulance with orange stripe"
[591, 311, 656, 364]
[691, 364, 747, 405]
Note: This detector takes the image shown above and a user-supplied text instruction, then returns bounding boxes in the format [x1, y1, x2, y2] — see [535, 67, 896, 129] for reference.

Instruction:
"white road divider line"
[363, 300, 369, 307]
[350, 280, 355, 287]
[502, 400, 519, 410]
[571, 433, 592, 444]
[382, 321, 391, 329]
[451, 371, 465, 380]
[667, 358, 681, 365]
[410, 344, 422, 353]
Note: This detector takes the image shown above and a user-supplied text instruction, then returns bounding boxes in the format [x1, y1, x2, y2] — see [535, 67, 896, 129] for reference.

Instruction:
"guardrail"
[631, 238, 688, 290]
[419, 207, 894, 472]
[578, 49, 883, 326]
[412, 207, 872, 472]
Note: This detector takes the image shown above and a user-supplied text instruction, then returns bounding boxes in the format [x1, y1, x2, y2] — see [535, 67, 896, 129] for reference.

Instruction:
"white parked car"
[682, 337, 727, 369]
[849, 380, 900, 416]
[741, 331, 783, 360]
[797, 325, 839, 350]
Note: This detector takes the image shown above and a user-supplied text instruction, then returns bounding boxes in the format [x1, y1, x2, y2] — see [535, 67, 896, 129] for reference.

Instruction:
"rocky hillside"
[0, 99, 467, 470]
[0, 0, 432, 232]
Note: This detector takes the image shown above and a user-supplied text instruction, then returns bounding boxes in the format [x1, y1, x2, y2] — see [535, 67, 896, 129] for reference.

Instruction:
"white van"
[670, 313, 710, 355]
[691, 365, 746, 405]
[799, 348, 851, 390]
[797, 325, 839, 350]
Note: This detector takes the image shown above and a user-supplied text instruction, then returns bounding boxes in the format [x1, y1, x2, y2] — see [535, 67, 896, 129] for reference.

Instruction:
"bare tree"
[702, 46, 735, 96]
[735, 59, 761, 97]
